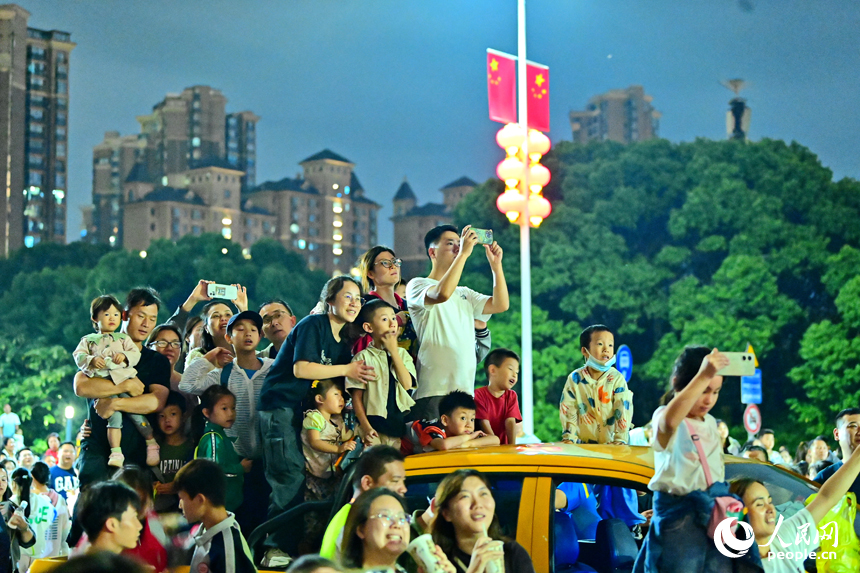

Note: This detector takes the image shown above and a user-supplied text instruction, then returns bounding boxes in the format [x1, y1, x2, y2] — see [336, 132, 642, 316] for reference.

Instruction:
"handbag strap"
[683, 419, 714, 487]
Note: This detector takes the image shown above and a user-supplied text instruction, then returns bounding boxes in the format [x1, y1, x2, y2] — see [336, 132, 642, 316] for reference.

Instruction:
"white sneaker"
[261, 548, 293, 569]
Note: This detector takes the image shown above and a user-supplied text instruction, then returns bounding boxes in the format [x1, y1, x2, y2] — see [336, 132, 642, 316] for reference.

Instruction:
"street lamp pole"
[516, 0, 534, 436]
[64, 405, 74, 443]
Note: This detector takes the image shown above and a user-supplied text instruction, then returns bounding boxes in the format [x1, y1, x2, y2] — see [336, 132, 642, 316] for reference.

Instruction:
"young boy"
[74, 294, 158, 467]
[403, 390, 500, 454]
[153, 391, 194, 513]
[559, 325, 633, 445]
[475, 348, 522, 445]
[347, 299, 416, 447]
[174, 458, 256, 573]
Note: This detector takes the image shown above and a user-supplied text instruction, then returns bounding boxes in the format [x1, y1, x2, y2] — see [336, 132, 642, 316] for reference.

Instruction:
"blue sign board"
[741, 368, 762, 404]
[616, 345, 633, 381]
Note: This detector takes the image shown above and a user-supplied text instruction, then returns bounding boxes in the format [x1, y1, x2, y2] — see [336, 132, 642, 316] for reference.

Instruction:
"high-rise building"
[225, 111, 259, 192]
[0, 4, 74, 256]
[136, 85, 227, 180]
[86, 85, 259, 245]
[569, 85, 660, 144]
[391, 176, 477, 281]
[245, 149, 381, 275]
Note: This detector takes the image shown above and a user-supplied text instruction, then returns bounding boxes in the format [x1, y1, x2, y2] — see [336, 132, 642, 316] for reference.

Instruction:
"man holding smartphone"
[406, 225, 509, 421]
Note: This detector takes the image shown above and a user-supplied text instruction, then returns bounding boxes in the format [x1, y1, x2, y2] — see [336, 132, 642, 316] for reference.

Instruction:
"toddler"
[559, 325, 633, 444]
[193, 385, 247, 512]
[73, 295, 158, 467]
[347, 299, 416, 448]
[301, 379, 356, 501]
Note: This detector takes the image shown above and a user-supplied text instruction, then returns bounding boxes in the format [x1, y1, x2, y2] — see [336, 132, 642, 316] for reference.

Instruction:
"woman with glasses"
[146, 324, 198, 415]
[432, 469, 535, 573]
[342, 488, 454, 572]
[356, 246, 417, 360]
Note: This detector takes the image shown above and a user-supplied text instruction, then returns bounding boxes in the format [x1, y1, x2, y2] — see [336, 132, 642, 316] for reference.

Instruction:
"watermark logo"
[714, 518, 756, 558]
[713, 515, 839, 560]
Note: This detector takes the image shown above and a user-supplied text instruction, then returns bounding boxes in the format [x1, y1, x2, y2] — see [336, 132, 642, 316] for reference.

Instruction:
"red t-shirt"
[474, 387, 522, 445]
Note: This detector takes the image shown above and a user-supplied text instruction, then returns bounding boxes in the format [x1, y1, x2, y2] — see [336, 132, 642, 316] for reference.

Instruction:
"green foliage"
[456, 138, 860, 446]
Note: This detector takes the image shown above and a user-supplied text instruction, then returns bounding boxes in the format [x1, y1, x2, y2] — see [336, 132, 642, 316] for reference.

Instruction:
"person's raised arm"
[807, 445, 860, 523]
[423, 226, 479, 306]
[74, 371, 144, 399]
[656, 349, 728, 449]
[294, 360, 375, 383]
[481, 242, 509, 314]
[178, 357, 220, 396]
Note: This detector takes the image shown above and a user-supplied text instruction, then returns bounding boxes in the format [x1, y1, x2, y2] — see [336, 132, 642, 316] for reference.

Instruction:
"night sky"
[29, 0, 860, 245]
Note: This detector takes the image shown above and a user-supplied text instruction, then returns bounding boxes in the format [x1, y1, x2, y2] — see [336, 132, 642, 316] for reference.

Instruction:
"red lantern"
[527, 129, 551, 157]
[528, 162, 551, 191]
[496, 191, 526, 222]
[496, 157, 525, 187]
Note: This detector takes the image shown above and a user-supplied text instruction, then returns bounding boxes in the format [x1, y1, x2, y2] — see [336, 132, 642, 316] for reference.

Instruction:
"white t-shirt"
[648, 406, 724, 495]
[763, 507, 818, 573]
[406, 277, 491, 400]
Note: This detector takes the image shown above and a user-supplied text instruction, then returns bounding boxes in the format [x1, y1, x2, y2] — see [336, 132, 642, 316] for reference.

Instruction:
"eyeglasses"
[149, 340, 182, 349]
[368, 512, 412, 526]
[375, 258, 402, 269]
[262, 310, 292, 325]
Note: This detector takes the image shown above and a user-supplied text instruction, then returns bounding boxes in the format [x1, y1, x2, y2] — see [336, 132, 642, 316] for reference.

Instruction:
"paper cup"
[407, 534, 446, 573]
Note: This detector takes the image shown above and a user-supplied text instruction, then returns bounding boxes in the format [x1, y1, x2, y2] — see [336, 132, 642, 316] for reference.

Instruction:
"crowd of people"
[0, 223, 856, 573]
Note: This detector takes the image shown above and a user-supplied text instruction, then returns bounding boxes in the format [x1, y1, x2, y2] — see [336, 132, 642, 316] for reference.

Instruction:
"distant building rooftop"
[300, 149, 353, 164]
[442, 176, 478, 189]
[138, 187, 205, 205]
[394, 180, 416, 201]
[405, 203, 447, 217]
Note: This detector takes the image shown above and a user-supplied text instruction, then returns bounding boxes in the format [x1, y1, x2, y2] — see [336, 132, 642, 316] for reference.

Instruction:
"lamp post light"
[64, 405, 74, 443]
[492, 0, 552, 439]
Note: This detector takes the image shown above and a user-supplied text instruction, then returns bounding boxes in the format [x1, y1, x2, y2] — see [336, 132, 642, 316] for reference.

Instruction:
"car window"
[404, 475, 524, 539]
[725, 460, 818, 517]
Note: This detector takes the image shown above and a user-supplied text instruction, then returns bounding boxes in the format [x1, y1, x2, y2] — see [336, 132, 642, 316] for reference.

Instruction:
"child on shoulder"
[347, 299, 416, 448]
[475, 348, 522, 445]
[73, 295, 159, 467]
[174, 459, 256, 573]
[559, 325, 633, 444]
[634, 347, 760, 573]
[192, 386, 248, 513]
[403, 390, 500, 454]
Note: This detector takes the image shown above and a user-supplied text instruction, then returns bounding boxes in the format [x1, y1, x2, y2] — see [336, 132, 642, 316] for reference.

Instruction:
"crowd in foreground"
[0, 224, 857, 573]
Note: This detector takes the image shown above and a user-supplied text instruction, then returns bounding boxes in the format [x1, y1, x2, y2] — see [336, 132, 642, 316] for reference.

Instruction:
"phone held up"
[207, 283, 238, 300]
[716, 352, 755, 377]
[471, 228, 494, 245]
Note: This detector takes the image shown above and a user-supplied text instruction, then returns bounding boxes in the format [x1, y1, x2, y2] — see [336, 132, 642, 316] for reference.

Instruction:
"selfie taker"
[406, 225, 509, 421]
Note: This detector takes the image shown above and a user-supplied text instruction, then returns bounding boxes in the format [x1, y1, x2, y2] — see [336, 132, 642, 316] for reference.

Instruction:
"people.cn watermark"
[713, 515, 839, 561]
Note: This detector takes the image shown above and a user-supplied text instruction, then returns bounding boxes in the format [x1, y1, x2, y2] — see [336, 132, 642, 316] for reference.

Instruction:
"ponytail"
[11, 468, 32, 517]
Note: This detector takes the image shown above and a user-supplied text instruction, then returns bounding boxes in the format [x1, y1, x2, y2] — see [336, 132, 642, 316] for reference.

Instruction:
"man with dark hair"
[742, 444, 770, 463]
[16, 447, 34, 471]
[757, 428, 783, 464]
[406, 224, 509, 420]
[174, 459, 256, 573]
[74, 288, 170, 487]
[258, 299, 297, 358]
[50, 441, 79, 500]
[77, 481, 143, 553]
[815, 408, 860, 536]
[319, 445, 407, 560]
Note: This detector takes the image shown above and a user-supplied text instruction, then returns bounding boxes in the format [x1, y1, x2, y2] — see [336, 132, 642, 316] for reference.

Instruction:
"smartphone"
[717, 352, 755, 377]
[472, 228, 494, 245]
[207, 283, 238, 300]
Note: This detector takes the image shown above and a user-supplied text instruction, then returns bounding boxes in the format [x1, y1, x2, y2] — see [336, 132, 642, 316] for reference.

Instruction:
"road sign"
[746, 343, 759, 367]
[743, 403, 762, 435]
[616, 345, 633, 382]
[741, 368, 762, 405]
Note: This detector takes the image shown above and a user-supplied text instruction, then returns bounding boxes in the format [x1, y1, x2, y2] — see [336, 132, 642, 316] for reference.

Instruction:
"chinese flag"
[526, 61, 550, 132]
[487, 49, 517, 124]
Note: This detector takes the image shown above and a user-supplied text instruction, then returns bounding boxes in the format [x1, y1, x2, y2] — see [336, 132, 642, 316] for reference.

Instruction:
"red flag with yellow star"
[526, 61, 550, 132]
[487, 49, 517, 124]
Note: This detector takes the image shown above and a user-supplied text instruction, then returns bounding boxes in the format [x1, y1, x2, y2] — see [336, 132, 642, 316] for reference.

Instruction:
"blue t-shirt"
[0, 413, 19, 437]
[49, 465, 80, 500]
[259, 314, 353, 412]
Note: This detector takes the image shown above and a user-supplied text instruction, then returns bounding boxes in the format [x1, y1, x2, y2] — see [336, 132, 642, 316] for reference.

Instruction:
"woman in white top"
[9, 467, 62, 573]
[731, 442, 860, 573]
[634, 346, 761, 573]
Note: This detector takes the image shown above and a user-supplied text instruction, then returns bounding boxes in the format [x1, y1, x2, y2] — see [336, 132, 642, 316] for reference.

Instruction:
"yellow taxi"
[403, 443, 818, 573]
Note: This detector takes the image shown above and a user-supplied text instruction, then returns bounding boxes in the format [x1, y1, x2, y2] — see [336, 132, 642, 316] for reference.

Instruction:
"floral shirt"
[559, 366, 633, 444]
